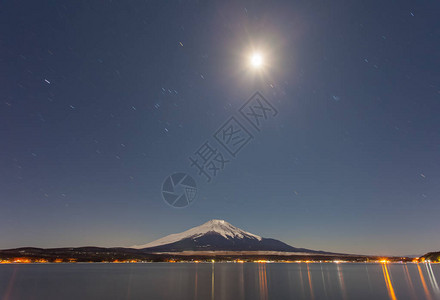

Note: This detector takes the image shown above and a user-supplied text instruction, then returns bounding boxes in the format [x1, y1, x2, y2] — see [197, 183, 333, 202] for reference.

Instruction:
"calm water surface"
[1, 262, 439, 300]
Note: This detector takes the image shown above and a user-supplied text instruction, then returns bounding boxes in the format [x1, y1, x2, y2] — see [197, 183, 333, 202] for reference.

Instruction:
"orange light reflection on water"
[194, 263, 198, 300]
[306, 263, 314, 299]
[381, 263, 397, 300]
[211, 262, 214, 300]
[258, 263, 268, 300]
[402, 264, 417, 299]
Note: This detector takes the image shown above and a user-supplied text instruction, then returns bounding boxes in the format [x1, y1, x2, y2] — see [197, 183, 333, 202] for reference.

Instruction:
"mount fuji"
[132, 219, 336, 254]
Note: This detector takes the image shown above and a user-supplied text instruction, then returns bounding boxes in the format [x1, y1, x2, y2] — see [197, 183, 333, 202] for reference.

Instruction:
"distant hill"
[421, 251, 440, 262]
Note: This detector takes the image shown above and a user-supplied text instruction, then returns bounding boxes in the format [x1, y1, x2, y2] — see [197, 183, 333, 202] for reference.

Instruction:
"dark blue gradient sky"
[1, 1, 439, 255]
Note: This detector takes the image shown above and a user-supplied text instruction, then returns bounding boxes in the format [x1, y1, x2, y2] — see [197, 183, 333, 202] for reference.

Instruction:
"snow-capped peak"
[132, 219, 262, 249]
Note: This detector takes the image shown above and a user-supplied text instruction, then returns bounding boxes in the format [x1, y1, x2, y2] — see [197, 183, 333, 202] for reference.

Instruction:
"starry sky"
[1, 1, 439, 256]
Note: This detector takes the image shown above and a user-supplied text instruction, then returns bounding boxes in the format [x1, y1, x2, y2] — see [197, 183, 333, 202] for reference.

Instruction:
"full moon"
[250, 53, 263, 68]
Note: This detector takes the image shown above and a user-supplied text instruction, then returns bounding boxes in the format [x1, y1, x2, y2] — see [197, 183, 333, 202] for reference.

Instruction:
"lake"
[1, 262, 439, 299]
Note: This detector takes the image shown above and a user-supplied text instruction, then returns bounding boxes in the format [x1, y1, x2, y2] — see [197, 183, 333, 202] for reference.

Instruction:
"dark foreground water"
[1, 262, 439, 300]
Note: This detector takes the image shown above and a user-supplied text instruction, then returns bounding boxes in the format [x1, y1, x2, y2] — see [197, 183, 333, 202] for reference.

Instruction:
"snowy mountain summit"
[133, 219, 261, 249]
[132, 219, 335, 254]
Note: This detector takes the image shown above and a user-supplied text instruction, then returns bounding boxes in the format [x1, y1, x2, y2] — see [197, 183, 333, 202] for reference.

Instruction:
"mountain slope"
[133, 219, 261, 249]
[421, 251, 440, 262]
[133, 219, 336, 254]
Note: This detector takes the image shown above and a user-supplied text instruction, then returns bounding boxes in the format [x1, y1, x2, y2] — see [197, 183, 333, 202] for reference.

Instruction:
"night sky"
[1, 1, 439, 256]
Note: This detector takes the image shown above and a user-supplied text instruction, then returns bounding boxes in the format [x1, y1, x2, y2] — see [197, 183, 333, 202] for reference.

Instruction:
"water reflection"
[426, 263, 440, 297]
[403, 264, 417, 299]
[1, 263, 440, 300]
[306, 263, 314, 299]
[336, 263, 347, 300]
[417, 263, 433, 300]
[258, 263, 268, 300]
[2, 265, 18, 300]
[194, 264, 198, 300]
[238, 262, 245, 299]
[298, 263, 305, 298]
[320, 263, 328, 298]
[211, 262, 215, 300]
[403, 264, 414, 289]
[381, 263, 397, 300]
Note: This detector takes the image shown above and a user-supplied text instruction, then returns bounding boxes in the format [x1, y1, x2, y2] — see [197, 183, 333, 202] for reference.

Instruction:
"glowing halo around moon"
[250, 52, 263, 68]
[238, 47, 272, 81]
